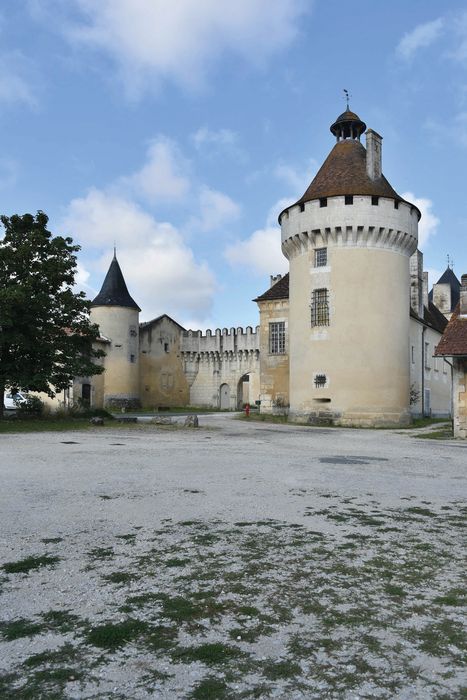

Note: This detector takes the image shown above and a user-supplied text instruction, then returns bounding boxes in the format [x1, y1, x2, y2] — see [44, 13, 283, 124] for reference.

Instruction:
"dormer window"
[345, 195, 353, 205]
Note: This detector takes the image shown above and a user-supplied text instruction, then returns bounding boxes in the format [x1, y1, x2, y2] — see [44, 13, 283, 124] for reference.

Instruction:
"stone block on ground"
[184, 414, 199, 428]
[150, 417, 173, 425]
[90, 416, 104, 426]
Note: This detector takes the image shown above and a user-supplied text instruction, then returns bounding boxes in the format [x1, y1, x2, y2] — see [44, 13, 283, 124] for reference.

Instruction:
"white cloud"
[225, 227, 287, 276]
[0, 52, 37, 106]
[195, 186, 241, 233]
[193, 127, 238, 150]
[40, 0, 309, 95]
[266, 197, 296, 227]
[402, 191, 439, 249]
[273, 160, 316, 194]
[396, 18, 444, 60]
[62, 189, 216, 322]
[125, 137, 190, 203]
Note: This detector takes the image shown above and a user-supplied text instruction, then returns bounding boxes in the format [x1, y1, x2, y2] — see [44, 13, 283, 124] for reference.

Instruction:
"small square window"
[314, 374, 327, 388]
[299, 202, 305, 212]
[319, 197, 327, 208]
[130, 354, 135, 363]
[315, 248, 327, 267]
[371, 196, 379, 206]
[345, 195, 353, 205]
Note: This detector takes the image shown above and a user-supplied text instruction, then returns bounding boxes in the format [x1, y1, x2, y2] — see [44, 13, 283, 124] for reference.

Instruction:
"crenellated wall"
[180, 326, 260, 408]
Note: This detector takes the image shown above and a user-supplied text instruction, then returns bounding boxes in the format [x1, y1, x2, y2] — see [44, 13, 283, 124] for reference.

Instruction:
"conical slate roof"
[91, 255, 141, 311]
[428, 267, 461, 311]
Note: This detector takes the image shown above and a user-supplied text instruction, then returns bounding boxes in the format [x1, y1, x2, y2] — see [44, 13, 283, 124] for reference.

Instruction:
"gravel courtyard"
[0, 415, 466, 699]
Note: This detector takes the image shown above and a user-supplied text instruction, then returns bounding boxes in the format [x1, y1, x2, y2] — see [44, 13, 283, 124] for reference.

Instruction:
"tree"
[0, 212, 104, 416]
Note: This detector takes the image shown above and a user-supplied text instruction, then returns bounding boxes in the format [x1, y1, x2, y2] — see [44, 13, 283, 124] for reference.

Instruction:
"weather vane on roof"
[447, 254, 453, 269]
[343, 89, 351, 110]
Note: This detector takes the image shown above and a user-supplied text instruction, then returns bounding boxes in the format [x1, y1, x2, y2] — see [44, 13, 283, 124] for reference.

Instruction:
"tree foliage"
[0, 212, 104, 412]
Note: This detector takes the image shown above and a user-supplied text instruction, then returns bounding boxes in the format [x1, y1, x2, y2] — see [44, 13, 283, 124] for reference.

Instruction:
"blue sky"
[1, 0, 466, 328]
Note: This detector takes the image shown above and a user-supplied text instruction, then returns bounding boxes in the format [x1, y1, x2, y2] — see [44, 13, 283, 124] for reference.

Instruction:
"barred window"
[314, 374, 327, 388]
[269, 322, 286, 354]
[315, 247, 327, 267]
[311, 288, 329, 326]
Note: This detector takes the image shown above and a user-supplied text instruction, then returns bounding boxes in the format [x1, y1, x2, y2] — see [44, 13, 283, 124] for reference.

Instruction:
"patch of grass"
[88, 546, 114, 559]
[0, 618, 45, 640]
[411, 619, 465, 657]
[405, 506, 437, 517]
[86, 619, 149, 650]
[41, 609, 81, 632]
[190, 676, 231, 699]
[433, 588, 466, 606]
[416, 429, 453, 440]
[385, 584, 407, 597]
[23, 643, 79, 668]
[262, 659, 302, 680]
[103, 571, 138, 584]
[165, 558, 189, 567]
[2, 554, 60, 574]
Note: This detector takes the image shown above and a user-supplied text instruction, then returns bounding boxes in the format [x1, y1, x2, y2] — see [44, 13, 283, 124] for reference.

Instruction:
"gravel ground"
[0, 415, 466, 699]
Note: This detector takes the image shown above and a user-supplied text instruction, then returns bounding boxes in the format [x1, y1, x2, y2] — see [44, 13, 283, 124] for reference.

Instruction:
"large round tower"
[279, 109, 420, 426]
[90, 253, 141, 409]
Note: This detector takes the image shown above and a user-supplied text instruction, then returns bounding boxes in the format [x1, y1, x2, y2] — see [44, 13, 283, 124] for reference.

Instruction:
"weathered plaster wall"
[453, 359, 467, 438]
[256, 300, 289, 412]
[139, 317, 189, 408]
[409, 320, 451, 418]
[90, 306, 140, 407]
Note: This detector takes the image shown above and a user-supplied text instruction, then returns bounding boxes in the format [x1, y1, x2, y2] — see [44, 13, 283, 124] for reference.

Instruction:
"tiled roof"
[140, 314, 186, 331]
[254, 273, 289, 302]
[92, 256, 141, 311]
[435, 303, 467, 356]
[298, 140, 401, 203]
[280, 139, 420, 218]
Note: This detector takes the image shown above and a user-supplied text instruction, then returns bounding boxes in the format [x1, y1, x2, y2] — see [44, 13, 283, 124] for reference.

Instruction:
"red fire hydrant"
[245, 403, 250, 418]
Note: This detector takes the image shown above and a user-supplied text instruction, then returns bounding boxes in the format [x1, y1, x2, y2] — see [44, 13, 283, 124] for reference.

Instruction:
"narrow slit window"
[311, 288, 329, 326]
[299, 202, 305, 212]
[394, 200, 399, 209]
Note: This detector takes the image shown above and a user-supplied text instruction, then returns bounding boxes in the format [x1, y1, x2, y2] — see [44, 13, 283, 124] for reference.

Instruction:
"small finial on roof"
[113, 243, 117, 260]
[447, 253, 453, 269]
[343, 88, 351, 110]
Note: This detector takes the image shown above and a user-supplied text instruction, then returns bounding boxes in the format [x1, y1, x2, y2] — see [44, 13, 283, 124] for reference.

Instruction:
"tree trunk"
[0, 379, 5, 420]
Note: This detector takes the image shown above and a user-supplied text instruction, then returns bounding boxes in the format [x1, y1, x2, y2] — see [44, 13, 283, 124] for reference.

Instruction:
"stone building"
[435, 274, 467, 438]
[72, 107, 453, 426]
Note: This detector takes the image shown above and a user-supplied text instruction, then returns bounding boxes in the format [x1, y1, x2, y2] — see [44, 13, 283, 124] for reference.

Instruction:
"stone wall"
[453, 359, 467, 438]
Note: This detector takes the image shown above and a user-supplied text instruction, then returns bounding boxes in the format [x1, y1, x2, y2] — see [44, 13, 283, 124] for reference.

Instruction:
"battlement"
[181, 326, 259, 353]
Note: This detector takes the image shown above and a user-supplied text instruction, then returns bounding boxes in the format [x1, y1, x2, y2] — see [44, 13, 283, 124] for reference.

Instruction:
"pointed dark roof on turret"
[428, 267, 461, 311]
[91, 254, 141, 311]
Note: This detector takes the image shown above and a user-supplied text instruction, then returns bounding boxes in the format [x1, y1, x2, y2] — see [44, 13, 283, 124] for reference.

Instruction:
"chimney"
[433, 283, 451, 314]
[366, 129, 382, 180]
[461, 274, 467, 316]
[270, 274, 282, 288]
[409, 250, 423, 317]
[422, 271, 429, 310]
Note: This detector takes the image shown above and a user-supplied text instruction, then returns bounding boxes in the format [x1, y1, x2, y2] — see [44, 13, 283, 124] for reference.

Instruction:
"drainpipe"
[421, 326, 426, 417]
